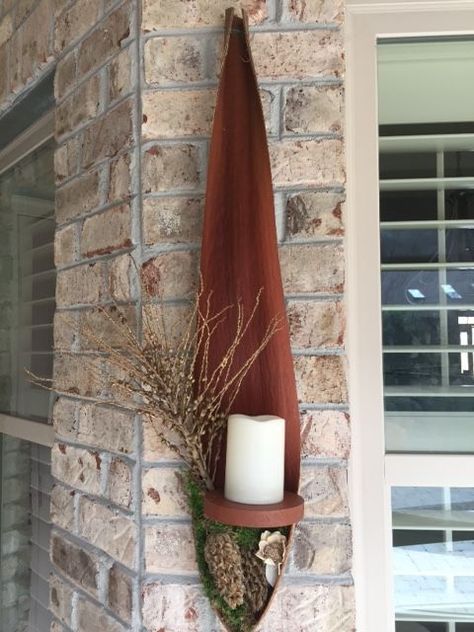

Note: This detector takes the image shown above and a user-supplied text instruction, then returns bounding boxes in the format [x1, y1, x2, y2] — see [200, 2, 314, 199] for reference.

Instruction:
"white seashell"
[265, 563, 278, 587]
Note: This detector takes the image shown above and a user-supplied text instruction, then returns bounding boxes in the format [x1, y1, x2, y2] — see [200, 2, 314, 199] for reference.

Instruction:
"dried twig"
[29, 285, 282, 491]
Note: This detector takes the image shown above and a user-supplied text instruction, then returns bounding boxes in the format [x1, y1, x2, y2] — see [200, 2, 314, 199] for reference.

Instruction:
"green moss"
[185, 477, 259, 631]
[185, 476, 290, 632]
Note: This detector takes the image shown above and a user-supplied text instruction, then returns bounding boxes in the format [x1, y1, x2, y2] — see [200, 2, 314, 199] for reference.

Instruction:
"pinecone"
[241, 550, 269, 614]
[204, 533, 245, 609]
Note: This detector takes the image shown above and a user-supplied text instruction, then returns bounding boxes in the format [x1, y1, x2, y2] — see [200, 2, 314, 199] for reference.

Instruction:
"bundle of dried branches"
[30, 285, 281, 491]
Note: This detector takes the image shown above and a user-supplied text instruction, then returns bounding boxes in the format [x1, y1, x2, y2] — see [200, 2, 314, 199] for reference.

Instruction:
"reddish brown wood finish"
[204, 490, 304, 528]
[197, 9, 301, 494]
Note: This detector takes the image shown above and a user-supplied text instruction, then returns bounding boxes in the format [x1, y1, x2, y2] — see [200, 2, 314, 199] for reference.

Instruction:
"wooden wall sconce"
[193, 7, 304, 631]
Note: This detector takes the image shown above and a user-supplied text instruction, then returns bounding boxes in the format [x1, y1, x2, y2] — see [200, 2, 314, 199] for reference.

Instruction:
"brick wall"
[138, 1, 353, 631]
[0, 1, 354, 631]
[0, 0, 55, 108]
[51, 1, 141, 630]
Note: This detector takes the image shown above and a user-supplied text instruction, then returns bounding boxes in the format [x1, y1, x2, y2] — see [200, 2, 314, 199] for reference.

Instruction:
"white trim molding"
[345, 3, 474, 631]
[0, 413, 54, 447]
[346, 0, 474, 12]
[385, 454, 474, 487]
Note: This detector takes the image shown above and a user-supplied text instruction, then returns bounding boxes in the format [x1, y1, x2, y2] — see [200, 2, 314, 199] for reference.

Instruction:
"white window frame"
[345, 2, 474, 631]
[0, 111, 55, 449]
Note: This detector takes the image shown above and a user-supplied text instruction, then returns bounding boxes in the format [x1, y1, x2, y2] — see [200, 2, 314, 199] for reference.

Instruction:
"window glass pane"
[383, 311, 441, 347]
[0, 140, 55, 422]
[392, 486, 474, 628]
[381, 271, 440, 305]
[381, 230, 439, 264]
[396, 624, 447, 632]
[379, 153, 437, 180]
[444, 153, 474, 178]
[0, 435, 52, 631]
[445, 190, 474, 220]
[380, 191, 438, 222]
[378, 38, 474, 453]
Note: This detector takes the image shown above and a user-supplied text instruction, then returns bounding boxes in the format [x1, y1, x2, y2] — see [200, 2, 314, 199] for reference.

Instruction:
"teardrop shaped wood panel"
[198, 9, 301, 494]
[192, 8, 303, 631]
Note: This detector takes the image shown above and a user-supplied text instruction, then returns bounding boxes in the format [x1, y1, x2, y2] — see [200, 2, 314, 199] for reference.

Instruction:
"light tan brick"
[54, 50, 76, 100]
[144, 36, 208, 85]
[107, 457, 132, 508]
[286, 191, 344, 239]
[50, 484, 75, 532]
[9, 30, 21, 92]
[300, 466, 349, 518]
[288, 300, 344, 348]
[54, 137, 80, 183]
[15, 0, 36, 26]
[55, 223, 78, 266]
[282, 0, 344, 23]
[76, 598, 126, 632]
[142, 303, 194, 350]
[2, 0, 14, 12]
[280, 243, 344, 294]
[56, 262, 106, 306]
[78, 496, 137, 567]
[260, 88, 278, 136]
[270, 139, 344, 188]
[52, 443, 102, 494]
[260, 585, 354, 632]
[142, 144, 200, 193]
[142, 197, 202, 245]
[81, 205, 132, 258]
[0, 44, 9, 101]
[141, 251, 198, 299]
[142, 468, 188, 517]
[142, 89, 214, 139]
[56, 170, 102, 224]
[301, 410, 350, 459]
[54, 310, 79, 351]
[79, 305, 137, 351]
[142, 416, 182, 462]
[251, 30, 343, 80]
[291, 522, 351, 575]
[51, 534, 99, 596]
[107, 253, 135, 302]
[52, 397, 78, 439]
[109, 153, 131, 202]
[78, 4, 131, 77]
[52, 0, 66, 16]
[50, 573, 73, 625]
[78, 403, 134, 454]
[144, 523, 196, 573]
[108, 565, 132, 623]
[82, 100, 133, 168]
[294, 355, 347, 404]
[0, 13, 13, 46]
[54, 353, 105, 398]
[14, 1, 53, 88]
[142, 0, 267, 31]
[285, 84, 343, 134]
[109, 46, 132, 102]
[142, 582, 215, 631]
[56, 73, 101, 137]
[54, 0, 101, 53]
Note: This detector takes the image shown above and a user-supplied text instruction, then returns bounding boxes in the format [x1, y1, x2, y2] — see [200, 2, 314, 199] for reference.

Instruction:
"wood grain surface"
[197, 9, 301, 494]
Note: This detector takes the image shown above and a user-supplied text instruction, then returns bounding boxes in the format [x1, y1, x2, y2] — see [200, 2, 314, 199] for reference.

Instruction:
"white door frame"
[345, 3, 474, 631]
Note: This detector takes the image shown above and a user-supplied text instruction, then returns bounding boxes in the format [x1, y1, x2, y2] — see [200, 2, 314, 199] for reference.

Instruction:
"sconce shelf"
[204, 489, 304, 528]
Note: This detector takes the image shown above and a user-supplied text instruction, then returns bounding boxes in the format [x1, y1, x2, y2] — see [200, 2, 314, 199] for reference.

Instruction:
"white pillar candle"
[224, 414, 285, 505]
